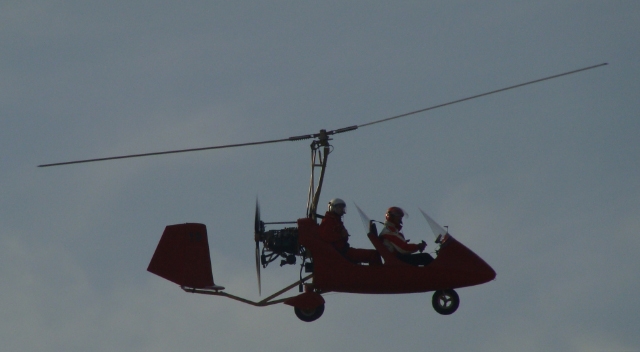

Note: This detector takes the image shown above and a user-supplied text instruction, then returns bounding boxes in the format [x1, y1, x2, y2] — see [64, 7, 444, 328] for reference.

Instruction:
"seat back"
[366, 223, 408, 266]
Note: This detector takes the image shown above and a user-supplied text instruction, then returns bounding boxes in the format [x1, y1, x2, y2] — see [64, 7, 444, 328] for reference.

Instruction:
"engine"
[260, 227, 301, 267]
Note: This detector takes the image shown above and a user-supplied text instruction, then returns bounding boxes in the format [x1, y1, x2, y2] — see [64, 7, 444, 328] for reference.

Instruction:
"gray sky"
[2, 2, 638, 351]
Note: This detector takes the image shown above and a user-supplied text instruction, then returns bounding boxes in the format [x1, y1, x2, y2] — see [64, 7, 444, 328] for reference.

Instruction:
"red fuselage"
[297, 218, 496, 294]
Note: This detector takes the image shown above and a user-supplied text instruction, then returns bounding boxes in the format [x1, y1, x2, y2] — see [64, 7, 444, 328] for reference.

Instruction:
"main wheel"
[294, 304, 325, 322]
[432, 289, 459, 315]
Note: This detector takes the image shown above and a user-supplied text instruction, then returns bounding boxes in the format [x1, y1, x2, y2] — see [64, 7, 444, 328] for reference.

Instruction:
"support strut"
[181, 274, 314, 307]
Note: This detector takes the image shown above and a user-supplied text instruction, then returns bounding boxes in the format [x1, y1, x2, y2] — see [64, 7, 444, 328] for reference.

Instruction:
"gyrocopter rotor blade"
[38, 136, 296, 167]
[356, 63, 608, 129]
[37, 63, 606, 168]
[254, 199, 263, 296]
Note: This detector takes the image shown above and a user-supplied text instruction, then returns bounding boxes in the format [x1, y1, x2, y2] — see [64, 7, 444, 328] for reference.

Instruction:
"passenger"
[380, 207, 433, 266]
[318, 198, 382, 266]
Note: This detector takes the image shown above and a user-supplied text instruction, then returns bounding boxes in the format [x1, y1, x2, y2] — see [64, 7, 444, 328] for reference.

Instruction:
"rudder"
[147, 223, 219, 289]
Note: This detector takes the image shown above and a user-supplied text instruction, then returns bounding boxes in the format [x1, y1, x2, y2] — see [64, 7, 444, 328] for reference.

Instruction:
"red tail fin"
[147, 223, 217, 289]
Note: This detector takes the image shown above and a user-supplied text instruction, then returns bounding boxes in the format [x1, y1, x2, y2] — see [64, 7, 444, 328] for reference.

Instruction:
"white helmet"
[328, 198, 347, 215]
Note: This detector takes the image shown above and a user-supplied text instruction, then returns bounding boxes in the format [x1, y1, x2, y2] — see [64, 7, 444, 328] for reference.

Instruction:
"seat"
[366, 223, 408, 266]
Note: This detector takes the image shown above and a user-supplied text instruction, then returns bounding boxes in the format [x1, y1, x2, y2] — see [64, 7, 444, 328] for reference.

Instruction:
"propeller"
[254, 198, 263, 295]
[37, 63, 607, 168]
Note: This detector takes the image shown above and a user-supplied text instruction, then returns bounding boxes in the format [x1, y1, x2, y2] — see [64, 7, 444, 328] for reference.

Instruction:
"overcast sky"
[2, 2, 639, 351]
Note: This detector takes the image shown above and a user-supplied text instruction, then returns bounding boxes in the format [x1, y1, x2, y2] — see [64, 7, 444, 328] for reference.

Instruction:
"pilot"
[318, 198, 382, 266]
[380, 207, 433, 266]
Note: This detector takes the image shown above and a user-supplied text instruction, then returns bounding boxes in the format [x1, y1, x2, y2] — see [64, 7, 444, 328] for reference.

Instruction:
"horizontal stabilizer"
[147, 223, 218, 289]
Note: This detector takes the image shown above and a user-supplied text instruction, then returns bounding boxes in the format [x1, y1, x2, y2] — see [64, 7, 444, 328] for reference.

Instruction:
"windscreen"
[419, 208, 448, 240]
[353, 202, 373, 235]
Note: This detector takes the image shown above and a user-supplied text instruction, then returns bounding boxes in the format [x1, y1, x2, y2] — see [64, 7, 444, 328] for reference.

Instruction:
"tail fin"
[147, 223, 220, 289]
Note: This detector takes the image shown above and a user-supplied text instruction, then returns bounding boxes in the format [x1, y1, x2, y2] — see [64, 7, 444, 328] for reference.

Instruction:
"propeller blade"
[255, 244, 261, 296]
[353, 202, 372, 234]
[419, 208, 447, 239]
[254, 198, 261, 234]
[254, 198, 262, 295]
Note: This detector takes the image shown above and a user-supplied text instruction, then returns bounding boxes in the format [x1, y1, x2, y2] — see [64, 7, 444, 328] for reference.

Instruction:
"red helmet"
[385, 206, 405, 227]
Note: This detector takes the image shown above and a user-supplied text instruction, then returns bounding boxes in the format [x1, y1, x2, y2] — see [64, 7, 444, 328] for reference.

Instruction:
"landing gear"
[294, 304, 325, 322]
[432, 289, 459, 315]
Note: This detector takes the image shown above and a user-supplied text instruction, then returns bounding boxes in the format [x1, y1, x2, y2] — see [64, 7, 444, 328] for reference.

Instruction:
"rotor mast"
[306, 130, 331, 220]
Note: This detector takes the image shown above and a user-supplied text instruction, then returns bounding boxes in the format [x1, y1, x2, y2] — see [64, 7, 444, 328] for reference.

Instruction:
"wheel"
[432, 289, 459, 315]
[294, 304, 325, 322]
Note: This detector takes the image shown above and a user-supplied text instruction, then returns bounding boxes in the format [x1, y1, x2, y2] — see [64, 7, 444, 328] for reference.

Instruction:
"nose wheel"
[432, 289, 459, 315]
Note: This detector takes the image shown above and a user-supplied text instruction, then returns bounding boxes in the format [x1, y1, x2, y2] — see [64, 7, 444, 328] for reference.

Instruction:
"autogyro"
[39, 63, 606, 322]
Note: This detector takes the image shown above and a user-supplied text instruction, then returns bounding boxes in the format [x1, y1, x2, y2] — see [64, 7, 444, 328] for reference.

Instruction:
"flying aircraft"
[39, 63, 607, 322]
